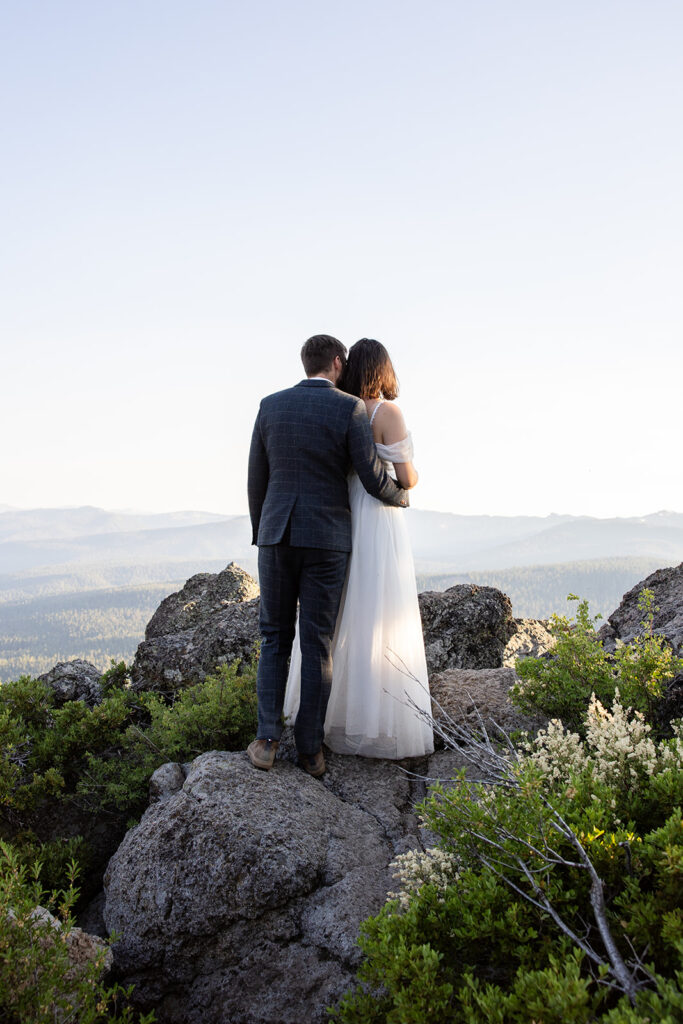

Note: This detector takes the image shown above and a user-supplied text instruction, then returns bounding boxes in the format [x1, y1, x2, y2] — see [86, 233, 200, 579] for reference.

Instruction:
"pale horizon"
[2, 501, 682, 523]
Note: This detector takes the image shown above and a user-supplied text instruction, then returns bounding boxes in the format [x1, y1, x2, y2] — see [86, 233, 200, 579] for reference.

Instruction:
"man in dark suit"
[247, 334, 409, 776]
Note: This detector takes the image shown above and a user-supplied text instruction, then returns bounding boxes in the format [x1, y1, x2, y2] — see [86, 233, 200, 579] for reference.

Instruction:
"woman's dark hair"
[340, 338, 399, 400]
[300, 334, 347, 377]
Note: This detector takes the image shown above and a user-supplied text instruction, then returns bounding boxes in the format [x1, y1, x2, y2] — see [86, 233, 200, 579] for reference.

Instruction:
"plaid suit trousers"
[256, 541, 348, 755]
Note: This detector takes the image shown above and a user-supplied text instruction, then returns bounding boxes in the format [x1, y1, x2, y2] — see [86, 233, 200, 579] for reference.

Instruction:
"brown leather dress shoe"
[247, 738, 279, 770]
[298, 749, 326, 777]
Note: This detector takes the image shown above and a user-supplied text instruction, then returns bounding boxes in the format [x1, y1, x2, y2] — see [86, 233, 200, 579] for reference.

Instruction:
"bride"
[284, 338, 434, 759]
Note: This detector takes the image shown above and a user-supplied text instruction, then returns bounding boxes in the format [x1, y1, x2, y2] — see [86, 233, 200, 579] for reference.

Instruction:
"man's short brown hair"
[300, 335, 347, 377]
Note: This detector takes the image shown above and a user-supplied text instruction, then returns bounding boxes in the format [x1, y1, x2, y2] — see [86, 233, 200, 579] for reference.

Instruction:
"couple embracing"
[247, 334, 433, 777]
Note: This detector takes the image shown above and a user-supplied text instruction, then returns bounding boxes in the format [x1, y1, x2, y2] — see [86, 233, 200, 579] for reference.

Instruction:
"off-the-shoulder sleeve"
[375, 432, 414, 463]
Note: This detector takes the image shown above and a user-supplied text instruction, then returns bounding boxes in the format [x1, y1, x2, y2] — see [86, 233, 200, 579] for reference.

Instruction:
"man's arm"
[347, 400, 409, 507]
[247, 407, 269, 544]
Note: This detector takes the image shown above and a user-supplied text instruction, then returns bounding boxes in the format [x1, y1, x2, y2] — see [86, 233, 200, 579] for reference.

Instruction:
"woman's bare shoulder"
[376, 401, 408, 443]
[376, 400, 405, 422]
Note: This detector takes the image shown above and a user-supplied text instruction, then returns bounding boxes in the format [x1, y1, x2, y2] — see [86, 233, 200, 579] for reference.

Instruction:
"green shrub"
[612, 590, 682, 722]
[332, 695, 683, 1022]
[0, 839, 155, 1023]
[99, 659, 131, 693]
[75, 658, 258, 819]
[1, 656, 258, 892]
[510, 590, 682, 733]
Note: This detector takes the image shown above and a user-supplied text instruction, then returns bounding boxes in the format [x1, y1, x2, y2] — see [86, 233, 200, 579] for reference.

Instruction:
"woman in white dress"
[284, 338, 434, 759]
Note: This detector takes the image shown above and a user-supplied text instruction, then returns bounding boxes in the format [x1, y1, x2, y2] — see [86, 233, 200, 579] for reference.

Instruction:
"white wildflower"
[520, 694, 681, 790]
[585, 691, 658, 784]
[387, 848, 459, 910]
[525, 719, 586, 781]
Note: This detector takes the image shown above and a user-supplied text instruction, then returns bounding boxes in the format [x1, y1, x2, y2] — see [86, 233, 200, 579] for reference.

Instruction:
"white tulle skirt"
[283, 472, 434, 759]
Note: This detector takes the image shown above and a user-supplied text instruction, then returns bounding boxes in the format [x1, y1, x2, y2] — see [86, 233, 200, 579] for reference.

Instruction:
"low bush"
[332, 693, 683, 1022]
[510, 590, 682, 733]
[0, 839, 155, 1023]
[75, 660, 258, 819]
[0, 657, 258, 892]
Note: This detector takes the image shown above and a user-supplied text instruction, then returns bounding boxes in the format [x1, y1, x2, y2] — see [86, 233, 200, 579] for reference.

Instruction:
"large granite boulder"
[37, 659, 103, 707]
[503, 618, 555, 668]
[131, 564, 260, 692]
[429, 667, 547, 737]
[418, 584, 515, 674]
[598, 561, 683, 655]
[103, 750, 424, 1024]
[145, 562, 259, 639]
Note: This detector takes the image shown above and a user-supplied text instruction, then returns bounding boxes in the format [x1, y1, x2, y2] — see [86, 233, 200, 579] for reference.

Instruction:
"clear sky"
[2, 1, 682, 518]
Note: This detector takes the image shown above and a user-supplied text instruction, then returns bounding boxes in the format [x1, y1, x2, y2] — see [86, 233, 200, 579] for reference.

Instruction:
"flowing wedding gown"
[283, 420, 434, 759]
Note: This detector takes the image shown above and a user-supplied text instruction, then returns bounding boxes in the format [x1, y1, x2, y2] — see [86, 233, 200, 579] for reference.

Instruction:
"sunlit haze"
[2, 1, 682, 519]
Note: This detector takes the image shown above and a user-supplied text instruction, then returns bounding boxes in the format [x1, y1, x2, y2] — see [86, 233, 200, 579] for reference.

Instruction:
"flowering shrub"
[387, 848, 459, 910]
[526, 692, 680, 789]
[332, 692, 683, 1023]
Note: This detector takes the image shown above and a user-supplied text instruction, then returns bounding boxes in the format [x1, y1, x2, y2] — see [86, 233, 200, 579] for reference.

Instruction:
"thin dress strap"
[369, 399, 385, 425]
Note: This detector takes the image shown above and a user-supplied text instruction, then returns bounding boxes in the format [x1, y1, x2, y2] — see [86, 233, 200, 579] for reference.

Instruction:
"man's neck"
[310, 374, 335, 383]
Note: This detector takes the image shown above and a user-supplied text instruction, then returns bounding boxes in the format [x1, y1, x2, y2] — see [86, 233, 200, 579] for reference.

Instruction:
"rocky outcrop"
[131, 566, 524, 693]
[103, 750, 425, 1024]
[145, 562, 259, 639]
[598, 561, 683, 655]
[37, 659, 103, 706]
[418, 584, 515, 674]
[93, 560, 683, 1022]
[131, 564, 260, 692]
[429, 667, 547, 737]
[503, 618, 555, 667]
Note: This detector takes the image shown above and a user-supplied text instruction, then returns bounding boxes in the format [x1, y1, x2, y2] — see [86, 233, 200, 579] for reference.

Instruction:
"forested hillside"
[1, 555, 671, 682]
[418, 555, 666, 619]
[0, 583, 175, 680]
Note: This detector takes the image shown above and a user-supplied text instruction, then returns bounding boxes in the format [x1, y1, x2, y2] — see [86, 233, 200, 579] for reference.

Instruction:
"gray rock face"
[130, 566, 521, 695]
[131, 564, 260, 692]
[37, 659, 103, 706]
[598, 561, 683, 655]
[503, 618, 555, 668]
[430, 667, 547, 737]
[418, 584, 515, 674]
[145, 562, 259, 640]
[103, 750, 425, 1024]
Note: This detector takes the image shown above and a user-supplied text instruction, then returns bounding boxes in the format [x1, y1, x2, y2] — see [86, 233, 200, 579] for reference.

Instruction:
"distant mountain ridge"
[1, 505, 681, 682]
[1, 505, 683, 579]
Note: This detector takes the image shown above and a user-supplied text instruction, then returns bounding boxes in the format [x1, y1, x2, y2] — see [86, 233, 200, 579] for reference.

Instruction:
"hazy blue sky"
[2, 1, 681, 517]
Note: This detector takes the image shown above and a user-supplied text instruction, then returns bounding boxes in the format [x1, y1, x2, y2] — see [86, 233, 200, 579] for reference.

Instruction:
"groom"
[246, 334, 409, 776]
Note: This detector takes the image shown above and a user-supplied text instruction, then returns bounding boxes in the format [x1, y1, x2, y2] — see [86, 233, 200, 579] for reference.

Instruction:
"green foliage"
[9, 832, 91, 894]
[612, 590, 682, 721]
[99, 659, 131, 692]
[457, 950, 601, 1024]
[331, 690, 683, 1023]
[75, 660, 258, 817]
[1, 657, 258, 892]
[0, 678, 66, 815]
[510, 590, 683, 733]
[0, 839, 155, 1023]
[601, 944, 683, 1023]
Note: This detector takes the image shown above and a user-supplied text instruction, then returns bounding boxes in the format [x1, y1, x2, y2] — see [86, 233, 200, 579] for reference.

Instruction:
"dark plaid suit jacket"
[248, 378, 409, 552]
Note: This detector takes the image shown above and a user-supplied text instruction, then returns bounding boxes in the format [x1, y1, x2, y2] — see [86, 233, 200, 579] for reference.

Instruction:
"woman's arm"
[376, 403, 419, 489]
